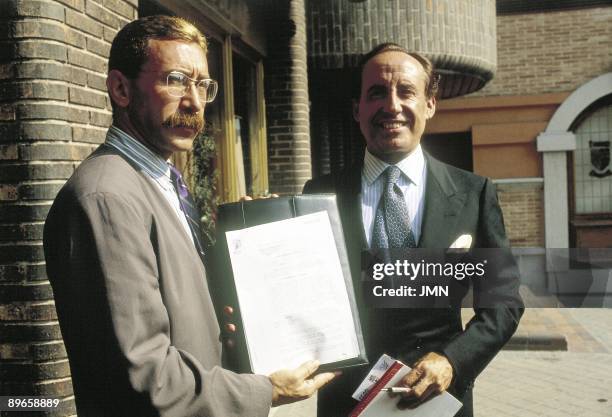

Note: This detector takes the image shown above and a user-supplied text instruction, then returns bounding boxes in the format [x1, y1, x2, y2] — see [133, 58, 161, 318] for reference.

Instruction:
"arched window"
[574, 102, 612, 214]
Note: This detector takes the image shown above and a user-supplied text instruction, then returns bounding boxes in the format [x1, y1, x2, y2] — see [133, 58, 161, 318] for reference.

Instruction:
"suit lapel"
[336, 163, 368, 250]
[335, 156, 467, 250]
[419, 154, 467, 249]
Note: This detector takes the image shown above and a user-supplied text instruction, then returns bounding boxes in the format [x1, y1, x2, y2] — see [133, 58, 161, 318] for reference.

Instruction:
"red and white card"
[349, 354, 462, 417]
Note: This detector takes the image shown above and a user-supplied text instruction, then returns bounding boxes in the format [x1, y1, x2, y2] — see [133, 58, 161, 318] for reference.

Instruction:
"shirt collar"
[363, 144, 426, 186]
[105, 125, 172, 184]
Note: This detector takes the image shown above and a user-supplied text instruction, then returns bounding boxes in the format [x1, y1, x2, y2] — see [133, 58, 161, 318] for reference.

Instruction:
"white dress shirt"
[361, 145, 427, 247]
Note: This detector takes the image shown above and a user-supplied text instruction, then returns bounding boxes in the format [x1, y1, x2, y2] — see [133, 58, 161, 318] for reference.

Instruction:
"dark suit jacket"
[303, 153, 524, 417]
[44, 145, 272, 417]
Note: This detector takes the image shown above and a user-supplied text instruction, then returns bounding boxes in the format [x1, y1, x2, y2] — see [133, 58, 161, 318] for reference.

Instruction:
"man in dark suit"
[303, 43, 524, 417]
[43, 15, 334, 417]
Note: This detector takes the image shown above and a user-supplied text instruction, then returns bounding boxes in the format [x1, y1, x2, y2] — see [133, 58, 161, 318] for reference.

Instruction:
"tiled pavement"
[475, 350, 612, 417]
[474, 308, 612, 417]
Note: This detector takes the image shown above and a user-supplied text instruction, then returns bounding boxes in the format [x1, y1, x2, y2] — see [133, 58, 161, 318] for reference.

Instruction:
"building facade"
[1, 0, 611, 414]
[436, 3, 612, 251]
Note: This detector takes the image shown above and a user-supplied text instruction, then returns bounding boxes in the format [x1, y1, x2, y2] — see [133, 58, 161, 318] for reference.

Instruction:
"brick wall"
[496, 181, 545, 247]
[474, 6, 612, 97]
[265, 0, 312, 194]
[0, 0, 136, 413]
[310, 0, 497, 66]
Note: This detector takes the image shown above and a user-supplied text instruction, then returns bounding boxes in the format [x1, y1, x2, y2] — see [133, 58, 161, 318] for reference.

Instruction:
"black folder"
[211, 194, 368, 373]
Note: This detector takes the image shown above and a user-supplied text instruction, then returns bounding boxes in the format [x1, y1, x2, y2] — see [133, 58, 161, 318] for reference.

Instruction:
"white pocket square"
[449, 234, 472, 250]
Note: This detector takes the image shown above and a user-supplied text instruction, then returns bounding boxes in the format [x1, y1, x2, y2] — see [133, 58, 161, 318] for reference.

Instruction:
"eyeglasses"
[166, 71, 218, 103]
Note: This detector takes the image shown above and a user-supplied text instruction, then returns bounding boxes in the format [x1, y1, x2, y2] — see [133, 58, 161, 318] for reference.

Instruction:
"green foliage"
[191, 131, 219, 247]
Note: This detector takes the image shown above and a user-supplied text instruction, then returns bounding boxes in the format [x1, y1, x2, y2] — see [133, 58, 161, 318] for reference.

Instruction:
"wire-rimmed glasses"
[166, 71, 218, 103]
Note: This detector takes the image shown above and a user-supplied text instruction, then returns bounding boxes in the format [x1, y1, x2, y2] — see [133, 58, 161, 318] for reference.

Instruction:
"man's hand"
[394, 352, 453, 408]
[269, 360, 336, 406]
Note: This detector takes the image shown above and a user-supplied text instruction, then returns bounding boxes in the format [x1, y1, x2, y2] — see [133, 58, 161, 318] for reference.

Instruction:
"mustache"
[162, 112, 204, 132]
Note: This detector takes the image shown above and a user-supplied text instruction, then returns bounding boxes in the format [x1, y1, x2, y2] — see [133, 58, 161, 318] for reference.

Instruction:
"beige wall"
[428, 94, 566, 179]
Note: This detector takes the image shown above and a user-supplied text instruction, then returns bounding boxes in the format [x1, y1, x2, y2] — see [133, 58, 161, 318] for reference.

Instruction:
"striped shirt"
[361, 145, 427, 247]
[104, 125, 193, 243]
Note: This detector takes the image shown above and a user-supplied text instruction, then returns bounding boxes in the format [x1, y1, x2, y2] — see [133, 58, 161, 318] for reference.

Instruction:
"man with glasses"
[43, 15, 334, 417]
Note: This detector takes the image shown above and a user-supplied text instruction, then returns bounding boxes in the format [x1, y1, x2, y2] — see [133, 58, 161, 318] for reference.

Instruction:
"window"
[139, 0, 269, 203]
[574, 103, 612, 214]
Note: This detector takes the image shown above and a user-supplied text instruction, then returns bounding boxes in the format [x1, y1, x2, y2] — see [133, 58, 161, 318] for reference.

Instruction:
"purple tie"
[168, 164, 206, 262]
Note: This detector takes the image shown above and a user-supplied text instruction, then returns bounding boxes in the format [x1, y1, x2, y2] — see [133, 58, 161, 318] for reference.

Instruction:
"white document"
[225, 211, 360, 375]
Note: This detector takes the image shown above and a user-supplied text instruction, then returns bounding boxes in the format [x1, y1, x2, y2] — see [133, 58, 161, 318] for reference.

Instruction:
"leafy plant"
[190, 130, 219, 247]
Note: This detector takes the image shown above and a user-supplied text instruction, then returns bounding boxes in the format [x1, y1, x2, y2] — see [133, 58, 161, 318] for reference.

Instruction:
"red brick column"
[264, 0, 312, 194]
[0, 1, 136, 414]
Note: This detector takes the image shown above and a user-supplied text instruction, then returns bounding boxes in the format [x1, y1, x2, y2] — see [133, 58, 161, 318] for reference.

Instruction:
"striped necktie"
[168, 165, 206, 263]
[371, 165, 417, 249]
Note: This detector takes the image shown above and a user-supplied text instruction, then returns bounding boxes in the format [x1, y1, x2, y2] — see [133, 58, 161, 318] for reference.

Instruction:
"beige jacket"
[44, 145, 272, 417]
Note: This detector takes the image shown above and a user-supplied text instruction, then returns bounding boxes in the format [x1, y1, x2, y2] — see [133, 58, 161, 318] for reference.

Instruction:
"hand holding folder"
[221, 303, 337, 406]
[269, 360, 336, 406]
